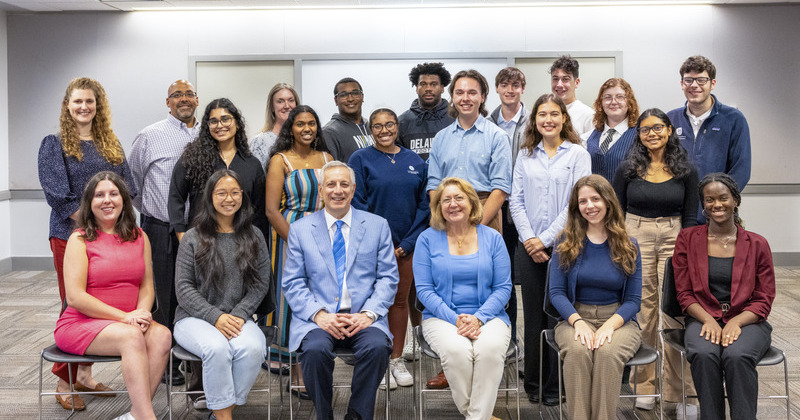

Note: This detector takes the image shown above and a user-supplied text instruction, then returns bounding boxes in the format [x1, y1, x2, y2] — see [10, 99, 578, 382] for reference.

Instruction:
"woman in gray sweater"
[174, 169, 271, 420]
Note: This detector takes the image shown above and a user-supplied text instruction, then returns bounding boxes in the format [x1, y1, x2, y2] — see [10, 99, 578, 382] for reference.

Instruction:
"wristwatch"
[361, 310, 378, 322]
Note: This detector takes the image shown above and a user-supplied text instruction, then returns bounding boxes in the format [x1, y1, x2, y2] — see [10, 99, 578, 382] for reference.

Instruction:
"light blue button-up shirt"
[426, 115, 512, 194]
[509, 141, 591, 247]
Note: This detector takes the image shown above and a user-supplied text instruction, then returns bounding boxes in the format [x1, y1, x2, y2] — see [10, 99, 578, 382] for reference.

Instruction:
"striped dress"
[270, 152, 328, 356]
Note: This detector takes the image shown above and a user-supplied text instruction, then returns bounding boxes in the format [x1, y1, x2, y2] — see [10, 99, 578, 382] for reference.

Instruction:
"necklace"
[384, 151, 398, 164]
[708, 232, 736, 248]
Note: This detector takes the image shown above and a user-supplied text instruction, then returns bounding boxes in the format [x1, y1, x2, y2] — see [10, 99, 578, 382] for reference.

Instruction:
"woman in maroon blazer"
[672, 172, 775, 420]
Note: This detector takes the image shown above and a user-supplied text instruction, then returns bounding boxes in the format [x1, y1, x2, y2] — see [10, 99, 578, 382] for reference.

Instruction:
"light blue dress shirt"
[426, 115, 512, 194]
[509, 141, 591, 247]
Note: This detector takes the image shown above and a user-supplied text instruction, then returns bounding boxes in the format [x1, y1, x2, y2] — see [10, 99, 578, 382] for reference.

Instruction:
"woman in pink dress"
[54, 171, 172, 420]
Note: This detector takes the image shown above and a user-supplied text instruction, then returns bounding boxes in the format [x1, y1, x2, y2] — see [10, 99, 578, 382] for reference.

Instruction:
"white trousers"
[422, 317, 511, 420]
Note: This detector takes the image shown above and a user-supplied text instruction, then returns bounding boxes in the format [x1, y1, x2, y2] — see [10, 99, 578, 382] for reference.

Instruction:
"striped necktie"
[332, 220, 346, 311]
[600, 128, 616, 154]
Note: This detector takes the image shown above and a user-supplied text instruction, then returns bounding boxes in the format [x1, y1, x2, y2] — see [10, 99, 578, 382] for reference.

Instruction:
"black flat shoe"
[286, 381, 311, 400]
[261, 361, 289, 375]
[161, 368, 185, 386]
[528, 393, 540, 404]
[542, 395, 566, 406]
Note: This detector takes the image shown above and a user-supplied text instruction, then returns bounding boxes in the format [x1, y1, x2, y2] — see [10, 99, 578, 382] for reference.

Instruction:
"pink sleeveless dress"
[54, 229, 145, 355]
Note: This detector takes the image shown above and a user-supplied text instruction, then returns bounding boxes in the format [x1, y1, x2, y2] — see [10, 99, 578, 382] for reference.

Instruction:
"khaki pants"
[478, 194, 502, 234]
[555, 302, 641, 420]
[626, 213, 695, 401]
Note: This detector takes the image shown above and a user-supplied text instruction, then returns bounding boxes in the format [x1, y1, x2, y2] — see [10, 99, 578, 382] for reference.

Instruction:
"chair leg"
[38, 352, 44, 420]
[782, 352, 790, 420]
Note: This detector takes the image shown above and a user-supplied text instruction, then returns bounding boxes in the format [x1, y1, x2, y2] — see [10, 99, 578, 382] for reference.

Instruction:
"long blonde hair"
[58, 77, 123, 165]
[261, 83, 300, 133]
[557, 175, 638, 275]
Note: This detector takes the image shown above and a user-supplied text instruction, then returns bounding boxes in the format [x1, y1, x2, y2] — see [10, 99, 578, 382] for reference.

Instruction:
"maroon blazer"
[672, 224, 775, 323]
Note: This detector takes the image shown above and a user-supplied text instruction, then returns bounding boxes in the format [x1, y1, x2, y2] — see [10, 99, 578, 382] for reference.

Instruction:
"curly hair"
[549, 55, 580, 79]
[59, 77, 124, 165]
[269, 105, 329, 158]
[620, 108, 692, 181]
[429, 177, 483, 231]
[679, 55, 716, 80]
[521, 94, 581, 154]
[557, 175, 638, 275]
[260, 83, 300, 133]
[591, 78, 640, 132]
[448, 70, 489, 118]
[180, 98, 251, 192]
[192, 169, 263, 293]
[76, 171, 139, 243]
[698, 172, 743, 226]
[408, 62, 452, 87]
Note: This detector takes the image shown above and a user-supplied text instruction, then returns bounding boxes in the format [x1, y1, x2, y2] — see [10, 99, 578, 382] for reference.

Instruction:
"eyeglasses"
[209, 115, 234, 127]
[441, 196, 466, 206]
[602, 94, 626, 104]
[638, 124, 666, 135]
[335, 90, 363, 100]
[681, 77, 711, 86]
[370, 122, 397, 131]
[213, 189, 242, 200]
[169, 91, 197, 99]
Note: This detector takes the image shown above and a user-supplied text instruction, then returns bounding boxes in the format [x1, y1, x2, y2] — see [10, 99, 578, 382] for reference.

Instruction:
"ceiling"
[0, 0, 794, 12]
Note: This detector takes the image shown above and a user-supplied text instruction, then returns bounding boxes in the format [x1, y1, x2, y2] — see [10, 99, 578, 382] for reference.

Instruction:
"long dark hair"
[521, 94, 581, 154]
[698, 172, 743, 226]
[76, 171, 139, 242]
[192, 169, 261, 292]
[181, 98, 251, 191]
[621, 108, 692, 180]
[269, 105, 328, 158]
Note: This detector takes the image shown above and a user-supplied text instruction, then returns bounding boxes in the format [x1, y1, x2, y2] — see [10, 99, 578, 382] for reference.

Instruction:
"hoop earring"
[701, 209, 707, 219]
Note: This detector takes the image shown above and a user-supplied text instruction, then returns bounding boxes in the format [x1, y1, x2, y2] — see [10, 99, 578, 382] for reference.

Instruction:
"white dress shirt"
[324, 208, 353, 311]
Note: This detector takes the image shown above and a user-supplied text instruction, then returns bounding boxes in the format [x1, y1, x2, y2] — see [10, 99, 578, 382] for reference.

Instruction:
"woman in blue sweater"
[349, 108, 429, 389]
[549, 174, 642, 420]
[414, 177, 511, 420]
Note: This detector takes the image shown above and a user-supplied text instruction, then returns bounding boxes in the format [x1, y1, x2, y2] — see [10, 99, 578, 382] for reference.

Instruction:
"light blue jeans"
[174, 317, 266, 410]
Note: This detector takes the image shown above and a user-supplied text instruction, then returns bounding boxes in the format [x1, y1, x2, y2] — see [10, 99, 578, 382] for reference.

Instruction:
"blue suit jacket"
[282, 208, 399, 351]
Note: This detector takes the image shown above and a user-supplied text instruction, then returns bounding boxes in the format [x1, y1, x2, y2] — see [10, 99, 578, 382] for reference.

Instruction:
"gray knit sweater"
[174, 227, 271, 326]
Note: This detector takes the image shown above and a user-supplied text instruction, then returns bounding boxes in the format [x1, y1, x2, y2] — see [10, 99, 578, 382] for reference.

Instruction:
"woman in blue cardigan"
[549, 174, 642, 420]
[414, 177, 511, 420]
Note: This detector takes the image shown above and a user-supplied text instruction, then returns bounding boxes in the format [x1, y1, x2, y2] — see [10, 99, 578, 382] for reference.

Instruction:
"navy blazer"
[282, 208, 399, 351]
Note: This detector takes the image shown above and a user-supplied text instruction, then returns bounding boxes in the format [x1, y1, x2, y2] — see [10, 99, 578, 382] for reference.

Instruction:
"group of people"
[38, 53, 774, 420]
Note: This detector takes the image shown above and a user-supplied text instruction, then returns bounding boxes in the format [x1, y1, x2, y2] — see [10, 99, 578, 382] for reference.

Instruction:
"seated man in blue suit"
[283, 160, 399, 420]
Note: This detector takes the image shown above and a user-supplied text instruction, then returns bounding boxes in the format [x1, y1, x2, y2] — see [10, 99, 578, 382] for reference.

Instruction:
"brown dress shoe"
[426, 370, 448, 389]
[55, 393, 86, 411]
[75, 381, 117, 397]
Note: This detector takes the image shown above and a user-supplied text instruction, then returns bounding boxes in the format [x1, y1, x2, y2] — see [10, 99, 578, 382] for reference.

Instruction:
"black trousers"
[515, 245, 559, 397]
[140, 215, 179, 329]
[501, 201, 519, 343]
[685, 317, 771, 420]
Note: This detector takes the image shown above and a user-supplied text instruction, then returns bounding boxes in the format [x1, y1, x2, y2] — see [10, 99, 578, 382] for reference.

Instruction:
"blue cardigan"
[413, 225, 512, 326]
[548, 238, 642, 323]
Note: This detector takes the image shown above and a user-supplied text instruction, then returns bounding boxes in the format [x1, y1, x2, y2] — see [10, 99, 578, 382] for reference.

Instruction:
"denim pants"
[174, 317, 266, 410]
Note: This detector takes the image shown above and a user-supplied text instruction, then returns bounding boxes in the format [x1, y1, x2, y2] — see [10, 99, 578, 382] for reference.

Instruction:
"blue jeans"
[174, 317, 266, 410]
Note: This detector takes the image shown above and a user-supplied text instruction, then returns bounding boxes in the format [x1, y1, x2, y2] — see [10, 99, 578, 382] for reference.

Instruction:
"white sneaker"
[676, 402, 698, 420]
[379, 369, 397, 390]
[112, 412, 134, 420]
[192, 395, 208, 410]
[402, 341, 420, 361]
[635, 396, 656, 410]
[389, 358, 413, 387]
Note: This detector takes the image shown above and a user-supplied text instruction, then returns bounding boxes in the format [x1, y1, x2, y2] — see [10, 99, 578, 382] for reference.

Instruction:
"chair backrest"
[661, 257, 684, 321]
[415, 296, 425, 313]
[542, 261, 560, 320]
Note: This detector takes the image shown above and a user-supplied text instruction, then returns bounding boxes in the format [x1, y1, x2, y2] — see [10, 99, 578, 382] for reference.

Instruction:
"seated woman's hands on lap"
[215, 313, 244, 340]
[122, 309, 152, 332]
[456, 314, 482, 339]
